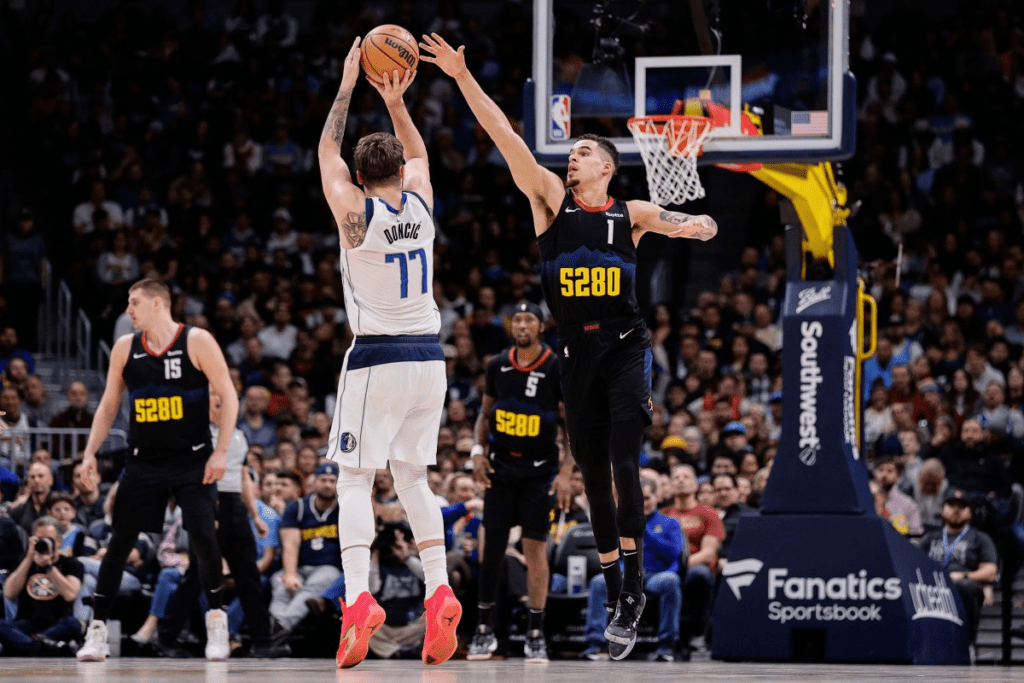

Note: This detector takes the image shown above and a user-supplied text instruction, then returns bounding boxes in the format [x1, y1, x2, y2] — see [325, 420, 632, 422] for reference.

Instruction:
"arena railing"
[0, 426, 128, 470]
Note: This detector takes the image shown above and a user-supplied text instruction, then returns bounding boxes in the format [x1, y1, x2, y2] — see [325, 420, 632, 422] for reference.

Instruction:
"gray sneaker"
[523, 629, 548, 663]
[466, 625, 497, 661]
[605, 592, 646, 661]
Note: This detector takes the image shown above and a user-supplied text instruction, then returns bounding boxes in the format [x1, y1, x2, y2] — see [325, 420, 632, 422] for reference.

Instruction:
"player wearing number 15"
[318, 38, 459, 669]
[76, 278, 238, 662]
[421, 32, 717, 661]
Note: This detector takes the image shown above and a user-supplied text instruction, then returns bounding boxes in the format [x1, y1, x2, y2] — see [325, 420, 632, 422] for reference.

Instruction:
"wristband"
[470, 445, 485, 458]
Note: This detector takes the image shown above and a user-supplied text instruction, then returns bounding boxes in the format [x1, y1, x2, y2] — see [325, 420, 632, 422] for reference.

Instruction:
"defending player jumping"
[421, 33, 717, 660]
[318, 38, 460, 669]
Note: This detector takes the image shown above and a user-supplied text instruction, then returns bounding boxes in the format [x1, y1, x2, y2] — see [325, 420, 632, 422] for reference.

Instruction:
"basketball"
[360, 25, 419, 84]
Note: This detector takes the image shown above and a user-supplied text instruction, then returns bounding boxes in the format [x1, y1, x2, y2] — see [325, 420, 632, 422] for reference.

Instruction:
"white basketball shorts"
[327, 347, 445, 470]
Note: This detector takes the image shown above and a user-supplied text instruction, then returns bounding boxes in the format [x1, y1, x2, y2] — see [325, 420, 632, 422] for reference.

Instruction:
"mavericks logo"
[340, 432, 357, 453]
[798, 321, 824, 465]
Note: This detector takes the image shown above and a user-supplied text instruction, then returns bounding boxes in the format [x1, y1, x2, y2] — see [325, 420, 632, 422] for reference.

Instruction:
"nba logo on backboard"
[550, 95, 570, 140]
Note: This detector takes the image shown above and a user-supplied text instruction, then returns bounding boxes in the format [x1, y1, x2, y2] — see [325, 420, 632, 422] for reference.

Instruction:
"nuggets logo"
[340, 432, 357, 453]
[28, 573, 59, 601]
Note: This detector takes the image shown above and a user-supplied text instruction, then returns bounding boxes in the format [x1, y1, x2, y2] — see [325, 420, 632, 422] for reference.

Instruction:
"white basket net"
[627, 116, 713, 206]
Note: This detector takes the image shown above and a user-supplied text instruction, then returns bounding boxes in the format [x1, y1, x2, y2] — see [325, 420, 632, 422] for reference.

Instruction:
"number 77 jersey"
[538, 193, 640, 327]
[340, 191, 441, 336]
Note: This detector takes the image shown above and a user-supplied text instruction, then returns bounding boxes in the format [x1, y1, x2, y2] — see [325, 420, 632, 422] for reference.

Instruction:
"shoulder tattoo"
[341, 211, 368, 248]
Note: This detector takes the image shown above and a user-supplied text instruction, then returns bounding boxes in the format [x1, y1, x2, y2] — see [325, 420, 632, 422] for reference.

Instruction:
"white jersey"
[339, 191, 440, 336]
[210, 424, 248, 494]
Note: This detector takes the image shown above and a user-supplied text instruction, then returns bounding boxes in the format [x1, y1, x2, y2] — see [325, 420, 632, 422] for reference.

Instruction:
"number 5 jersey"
[484, 345, 562, 474]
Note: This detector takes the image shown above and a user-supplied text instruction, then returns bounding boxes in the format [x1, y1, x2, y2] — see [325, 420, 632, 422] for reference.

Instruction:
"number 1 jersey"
[340, 192, 440, 336]
[537, 192, 640, 327]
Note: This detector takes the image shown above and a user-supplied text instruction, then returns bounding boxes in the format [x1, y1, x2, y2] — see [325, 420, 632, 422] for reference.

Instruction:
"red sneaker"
[421, 584, 462, 665]
[336, 591, 386, 669]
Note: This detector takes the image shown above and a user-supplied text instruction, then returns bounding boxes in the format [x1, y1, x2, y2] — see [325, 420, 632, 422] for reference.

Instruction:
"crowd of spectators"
[0, 0, 1022, 661]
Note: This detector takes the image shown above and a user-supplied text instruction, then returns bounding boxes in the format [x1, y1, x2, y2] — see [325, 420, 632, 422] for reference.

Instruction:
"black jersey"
[122, 324, 211, 456]
[538, 193, 641, 327]
[484, 344, 562, 465]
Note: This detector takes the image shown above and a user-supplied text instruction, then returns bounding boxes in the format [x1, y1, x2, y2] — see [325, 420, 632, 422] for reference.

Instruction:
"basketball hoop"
[627, 115, 713, 206]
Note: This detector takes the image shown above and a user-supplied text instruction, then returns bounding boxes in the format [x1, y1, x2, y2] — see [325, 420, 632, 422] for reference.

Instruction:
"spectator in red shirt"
[888, 364, 934, 423]
[663, 464, 724, 652]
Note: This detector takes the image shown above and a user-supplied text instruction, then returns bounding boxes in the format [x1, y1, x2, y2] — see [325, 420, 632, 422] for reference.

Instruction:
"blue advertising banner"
[711, 226, 970, 664]
[713, 515, 970, 664]
[759, 274, 875, 515]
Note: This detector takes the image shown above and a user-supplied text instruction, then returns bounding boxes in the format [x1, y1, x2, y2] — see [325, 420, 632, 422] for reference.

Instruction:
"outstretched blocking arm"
[420, 33, 564, 232]
[79, 335, 132, 489]
[319, 38, 368, 249]
[369, 70, 433, 211]
[626, 200, 718, 242]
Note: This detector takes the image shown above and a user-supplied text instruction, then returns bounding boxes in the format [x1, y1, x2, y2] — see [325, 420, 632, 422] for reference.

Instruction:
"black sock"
[477, 604, 493, 630]
[621, 545, 643, 596]
[92, 593, 112, 623]
[601, 559, 622, 603]
[528, 608, 544, 632]
[206, 585, 224, 611]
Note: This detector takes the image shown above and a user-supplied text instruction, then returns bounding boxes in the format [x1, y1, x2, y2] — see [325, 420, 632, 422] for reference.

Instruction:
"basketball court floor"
[2, 659, 1021, 683]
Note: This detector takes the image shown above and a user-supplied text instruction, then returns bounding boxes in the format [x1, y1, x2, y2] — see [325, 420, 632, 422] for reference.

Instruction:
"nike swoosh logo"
[619, 329, 634, 339]
[565, 207, 580, 213]
[133, 353, 148, 359]
[500, 366, 515, 372]
[167, 350, 183, 356]
[533, 460, 546, 467]
[192, 444, 205, 451]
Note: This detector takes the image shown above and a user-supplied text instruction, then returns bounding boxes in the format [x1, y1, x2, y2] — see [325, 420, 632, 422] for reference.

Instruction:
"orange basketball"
[360, 25, 419, 84]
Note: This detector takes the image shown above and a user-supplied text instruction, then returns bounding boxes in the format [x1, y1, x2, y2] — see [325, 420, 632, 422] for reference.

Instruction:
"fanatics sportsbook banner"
[713, 515, 970, 664]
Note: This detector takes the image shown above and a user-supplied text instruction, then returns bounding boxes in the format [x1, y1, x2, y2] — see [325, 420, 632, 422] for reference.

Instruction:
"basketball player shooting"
[318, 38, 461, 669]
[421, 32, 716, 661]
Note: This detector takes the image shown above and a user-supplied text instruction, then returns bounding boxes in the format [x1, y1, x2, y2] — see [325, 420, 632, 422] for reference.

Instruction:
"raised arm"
[318, 38, 368, 248]
[420, 33, 565, 232]
[368, 70, 433, 210]
[626, 200, 718, 243]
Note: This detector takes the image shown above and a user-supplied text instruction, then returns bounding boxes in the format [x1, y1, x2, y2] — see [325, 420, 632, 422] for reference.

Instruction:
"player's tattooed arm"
[320, 90, 352, 154]
[659, 210, 693, 225]
[341, 212, 368, 248]
[657, 210, 718, 241]
[318, 38, 360, 169]
[627, 200, 717, 241]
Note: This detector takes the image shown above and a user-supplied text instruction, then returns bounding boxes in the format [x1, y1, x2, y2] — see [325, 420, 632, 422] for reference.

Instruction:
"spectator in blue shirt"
[269, 462, 341, 632]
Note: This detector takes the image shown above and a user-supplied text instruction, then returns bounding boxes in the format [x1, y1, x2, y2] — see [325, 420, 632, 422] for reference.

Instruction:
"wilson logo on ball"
[384, 38, 417, 66]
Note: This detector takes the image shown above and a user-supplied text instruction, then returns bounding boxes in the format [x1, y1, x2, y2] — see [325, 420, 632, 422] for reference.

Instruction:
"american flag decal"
[791, 111, 829, 136]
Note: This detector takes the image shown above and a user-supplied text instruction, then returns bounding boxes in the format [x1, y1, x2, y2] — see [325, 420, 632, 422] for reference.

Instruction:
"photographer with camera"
[0, 516, 83, 655]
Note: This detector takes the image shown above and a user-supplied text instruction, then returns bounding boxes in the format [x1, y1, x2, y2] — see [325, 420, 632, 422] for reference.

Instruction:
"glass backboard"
[525, 0, 855, 167]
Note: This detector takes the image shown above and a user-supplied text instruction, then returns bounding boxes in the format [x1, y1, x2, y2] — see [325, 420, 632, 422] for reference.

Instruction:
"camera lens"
[34, 537, 54, 554]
